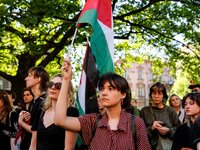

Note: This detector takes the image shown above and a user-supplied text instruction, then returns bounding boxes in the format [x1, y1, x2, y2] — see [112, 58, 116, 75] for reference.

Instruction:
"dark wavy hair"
[182, 92, 200, 108]
[0, 90, 13, 123]
[149, 82, 168, 103]
[98, 72, 131, 110]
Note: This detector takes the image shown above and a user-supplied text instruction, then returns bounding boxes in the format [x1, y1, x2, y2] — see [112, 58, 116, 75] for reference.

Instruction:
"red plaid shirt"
[78, 110, 151, 150]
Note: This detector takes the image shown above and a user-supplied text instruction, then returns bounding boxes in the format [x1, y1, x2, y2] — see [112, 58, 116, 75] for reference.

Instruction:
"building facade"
[116, 60, 175, 109]
[0, 77, 11, 90]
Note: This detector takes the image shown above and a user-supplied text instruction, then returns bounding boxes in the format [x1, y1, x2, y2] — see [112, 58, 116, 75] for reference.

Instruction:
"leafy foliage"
[0, 0, 199, 102]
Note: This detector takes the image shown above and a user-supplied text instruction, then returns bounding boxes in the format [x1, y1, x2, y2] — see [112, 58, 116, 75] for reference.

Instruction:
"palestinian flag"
[76, 0, 114, 115]
[76, 44, 100, 115]
[76, 0, 114, 78]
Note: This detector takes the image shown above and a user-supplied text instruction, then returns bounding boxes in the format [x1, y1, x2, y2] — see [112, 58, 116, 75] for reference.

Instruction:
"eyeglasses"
[192, 89, 199, 93]
[46, 82, 62, 90]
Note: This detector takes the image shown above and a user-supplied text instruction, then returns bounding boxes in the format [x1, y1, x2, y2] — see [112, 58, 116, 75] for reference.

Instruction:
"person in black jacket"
[193, 115, 200, 150]
[0, 90, 18, 150]
[18, 66, 50, 150]
[172, 92, 200, 150]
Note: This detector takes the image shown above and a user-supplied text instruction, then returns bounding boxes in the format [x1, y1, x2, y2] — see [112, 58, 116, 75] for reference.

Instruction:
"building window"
[138, 70, 142, 79]
[150, 71, 153, 80]
[124, 70, 129, 79]
[0, 80, 2, 89]
[138, 87, 143, 96]
[160, 73, 163, 81]
[169, 75, 173, 84]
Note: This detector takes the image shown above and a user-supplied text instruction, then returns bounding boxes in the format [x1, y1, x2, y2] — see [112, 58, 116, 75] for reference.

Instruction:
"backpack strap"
[131, 115, 136, 150]
[92, 114, 102, 139]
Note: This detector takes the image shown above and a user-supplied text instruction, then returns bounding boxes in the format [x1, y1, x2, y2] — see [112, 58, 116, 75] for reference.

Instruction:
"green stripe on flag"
[75, 94, 85, 116]
[77, 9, 114, 77]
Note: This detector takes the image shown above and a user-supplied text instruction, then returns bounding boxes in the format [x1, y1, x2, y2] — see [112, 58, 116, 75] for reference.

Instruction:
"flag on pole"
[76, 44, 100, 115]
[76, 0, 114, 77]
[76, 0, 114, 115]
[75, 0, 114, 116]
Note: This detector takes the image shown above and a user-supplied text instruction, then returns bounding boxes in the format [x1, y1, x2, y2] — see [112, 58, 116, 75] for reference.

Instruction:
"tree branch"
[38, 26, 76, 67]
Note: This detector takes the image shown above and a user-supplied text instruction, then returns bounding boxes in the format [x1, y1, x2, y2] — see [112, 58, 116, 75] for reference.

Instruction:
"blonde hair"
[169, 94, 182, 108]
[43, 74, 75, 110]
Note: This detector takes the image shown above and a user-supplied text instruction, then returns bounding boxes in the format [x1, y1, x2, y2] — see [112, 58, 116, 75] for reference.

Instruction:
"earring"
[150, 98, 152, 101]
[121, 99, 123, 105]
[162, 99, 166, 102]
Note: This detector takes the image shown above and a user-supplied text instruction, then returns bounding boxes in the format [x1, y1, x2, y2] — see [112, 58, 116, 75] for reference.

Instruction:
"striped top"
[78, 110, 151, 150]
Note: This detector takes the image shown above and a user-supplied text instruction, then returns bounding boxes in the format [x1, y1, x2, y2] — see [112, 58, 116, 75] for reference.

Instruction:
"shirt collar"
[98, 110, 128, 132]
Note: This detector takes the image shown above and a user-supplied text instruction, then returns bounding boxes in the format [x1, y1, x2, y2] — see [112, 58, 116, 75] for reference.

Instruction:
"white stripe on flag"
[78, 70, 87, 113]
[98, 19, 114, 62]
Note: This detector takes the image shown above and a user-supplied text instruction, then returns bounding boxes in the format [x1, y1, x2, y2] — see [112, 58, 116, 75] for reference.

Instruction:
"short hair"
[149, 82, 168, 103]
[22, 88, 34, 97]
[182, 92, 200, 108]
[28, 66, 50, 92]
[98, 72, 131, 109]
[5, 90, 12, 96]
[169, 94, 182, 107]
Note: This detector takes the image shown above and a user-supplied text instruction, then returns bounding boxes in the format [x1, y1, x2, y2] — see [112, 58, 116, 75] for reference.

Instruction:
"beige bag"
[156, 134, 173, 150]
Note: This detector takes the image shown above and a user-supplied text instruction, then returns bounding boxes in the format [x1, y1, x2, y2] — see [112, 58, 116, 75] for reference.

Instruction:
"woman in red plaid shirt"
[55, 58, 151, 150]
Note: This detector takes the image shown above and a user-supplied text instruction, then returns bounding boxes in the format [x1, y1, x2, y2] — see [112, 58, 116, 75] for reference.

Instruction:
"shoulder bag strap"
[92, 114, 102, 139]
[131, 115, 137, 150]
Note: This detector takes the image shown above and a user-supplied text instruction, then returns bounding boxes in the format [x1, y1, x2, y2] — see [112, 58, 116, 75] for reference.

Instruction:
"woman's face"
[151, 89, 164, 105]
[185, 97, 200, 118]
[48, 77, 62, 100]
[130, 99, 137, 107]
[170, 95, 181, 107]
[99, 81, 126, 108]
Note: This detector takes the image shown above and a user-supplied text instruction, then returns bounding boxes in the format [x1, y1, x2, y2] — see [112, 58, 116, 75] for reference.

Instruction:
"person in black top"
[193, 115, 200, 150]
[18, 66, 50, 150]
[29, 74, 79, 150]
[0, 90, 18, 150]
[172, 92, 200, 150]
[15, 88, 34, 149]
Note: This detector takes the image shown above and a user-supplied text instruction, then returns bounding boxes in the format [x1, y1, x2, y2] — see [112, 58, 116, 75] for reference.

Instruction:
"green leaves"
[0, 0, 199, 102]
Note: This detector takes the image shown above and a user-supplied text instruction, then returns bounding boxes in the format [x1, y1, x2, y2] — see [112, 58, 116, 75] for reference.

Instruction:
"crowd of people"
[0, 58, 199, 150]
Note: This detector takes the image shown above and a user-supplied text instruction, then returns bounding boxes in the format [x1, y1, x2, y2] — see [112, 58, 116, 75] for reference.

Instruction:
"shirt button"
[107, 146, 110, 148]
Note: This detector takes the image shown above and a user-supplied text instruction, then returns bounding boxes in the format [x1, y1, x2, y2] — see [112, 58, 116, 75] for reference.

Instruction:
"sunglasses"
[46, 82, 62, 90]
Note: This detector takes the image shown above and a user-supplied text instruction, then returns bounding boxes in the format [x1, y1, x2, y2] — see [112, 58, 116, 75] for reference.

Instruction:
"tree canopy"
[0, 0, 199, 102]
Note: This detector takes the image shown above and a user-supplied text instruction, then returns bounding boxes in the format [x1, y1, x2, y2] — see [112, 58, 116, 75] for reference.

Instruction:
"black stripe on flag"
[84, 45, 100, 114]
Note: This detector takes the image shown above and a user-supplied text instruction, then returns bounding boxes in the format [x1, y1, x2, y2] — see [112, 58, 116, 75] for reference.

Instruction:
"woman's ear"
[121, 93, 126, 99]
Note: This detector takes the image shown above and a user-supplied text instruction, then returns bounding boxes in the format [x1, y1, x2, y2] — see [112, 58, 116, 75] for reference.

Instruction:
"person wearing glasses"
[140, 82, 181, 150]
[29, 74, 79, 150]
[189, 84, 200, 93]
[18, 66, 50, 150]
